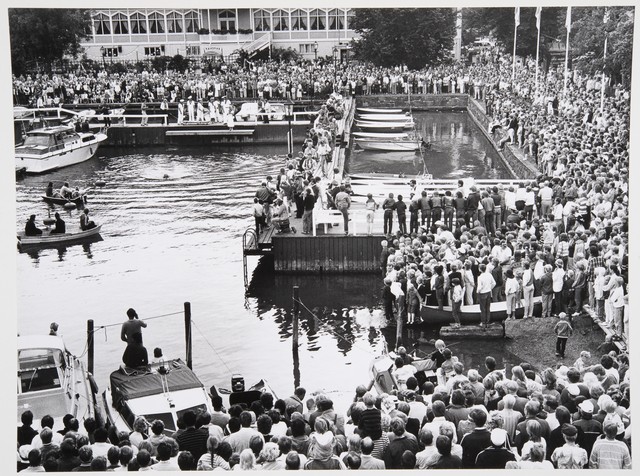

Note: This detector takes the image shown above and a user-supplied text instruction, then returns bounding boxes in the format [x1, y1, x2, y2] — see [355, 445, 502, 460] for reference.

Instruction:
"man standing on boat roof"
[121, 308, 147, 345]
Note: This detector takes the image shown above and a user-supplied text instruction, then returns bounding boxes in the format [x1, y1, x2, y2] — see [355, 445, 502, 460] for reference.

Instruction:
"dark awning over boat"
[110, 359, 205, 408]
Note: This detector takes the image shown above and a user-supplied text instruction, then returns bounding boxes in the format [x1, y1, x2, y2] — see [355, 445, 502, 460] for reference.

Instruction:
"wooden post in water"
[87, 319, 94, 375]
[184, 302, 193, 370]
[292, 286, 300, 388]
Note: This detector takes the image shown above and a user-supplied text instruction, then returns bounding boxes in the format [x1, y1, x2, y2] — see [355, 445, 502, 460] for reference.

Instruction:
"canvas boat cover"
[110, 359, 205, 410]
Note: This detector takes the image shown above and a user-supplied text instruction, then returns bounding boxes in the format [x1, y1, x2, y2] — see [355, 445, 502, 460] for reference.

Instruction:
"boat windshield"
[22, 134, 53, 147]
[18, 348, 66, 393]
[143, 403, 208, 435]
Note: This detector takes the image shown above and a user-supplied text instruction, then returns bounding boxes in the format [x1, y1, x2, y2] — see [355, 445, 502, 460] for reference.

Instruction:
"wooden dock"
[440, 322, 505, 339]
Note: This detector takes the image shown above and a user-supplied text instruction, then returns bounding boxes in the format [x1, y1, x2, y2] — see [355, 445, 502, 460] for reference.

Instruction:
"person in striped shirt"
[589, 421, 631, 469]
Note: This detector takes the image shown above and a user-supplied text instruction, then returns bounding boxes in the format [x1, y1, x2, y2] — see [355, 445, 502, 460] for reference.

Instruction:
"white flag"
[565, 6, 572, 32]
[515, 7, 521, 27]
[536, 7, 542, 30]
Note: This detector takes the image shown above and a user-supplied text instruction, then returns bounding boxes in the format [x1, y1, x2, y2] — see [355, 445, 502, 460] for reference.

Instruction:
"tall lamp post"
[285, 101, 294, 156]
[99, 46, 106, 68]
[312, 42, 318, 107]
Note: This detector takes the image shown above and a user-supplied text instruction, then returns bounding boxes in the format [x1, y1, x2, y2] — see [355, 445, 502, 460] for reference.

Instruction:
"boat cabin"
[16, 126, 96, 155]
[108, 359, 213, 436]
[235, 102, 285, 122]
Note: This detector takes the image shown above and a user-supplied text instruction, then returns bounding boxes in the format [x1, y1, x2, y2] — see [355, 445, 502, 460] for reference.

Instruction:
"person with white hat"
[474, 428, 517, 468]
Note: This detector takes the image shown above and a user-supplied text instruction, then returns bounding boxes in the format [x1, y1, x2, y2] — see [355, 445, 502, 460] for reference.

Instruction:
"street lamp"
[284, 101, 294, 156]
[314, 41, 318, 61]
[99, 46, 106, 68]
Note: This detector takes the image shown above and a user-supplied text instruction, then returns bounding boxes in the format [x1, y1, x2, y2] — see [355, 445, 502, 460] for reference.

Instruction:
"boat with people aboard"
[421, 295, 543, 325]
[15, 124, 107, 174]
[17, 335, 103, 431]
[235, 102, 286, 122]
[42, 189, 89, 206]
[17, 224, 102, 250]
[356, 107, 403, 114]
[354, 136, 421, 151]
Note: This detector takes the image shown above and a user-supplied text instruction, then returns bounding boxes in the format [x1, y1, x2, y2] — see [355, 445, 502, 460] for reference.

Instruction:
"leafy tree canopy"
[350, 8, 456, 69]
[9, 8, 91, 75]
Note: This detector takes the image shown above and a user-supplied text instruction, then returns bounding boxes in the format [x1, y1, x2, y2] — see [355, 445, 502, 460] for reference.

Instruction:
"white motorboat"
[15, 125, 107, 174]
[355, 120, 415, 131]
[17, 335, 102, 431]
[357, 113, 414, 122]
[352, 132, 409, 139]
[354, 138, 421, 151]
[356, 108, 403, 114]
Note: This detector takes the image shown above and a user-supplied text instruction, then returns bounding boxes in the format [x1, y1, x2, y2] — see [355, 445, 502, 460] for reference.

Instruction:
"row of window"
[254, 9, 354, 32]
[94, 11, 199, 35]
[93, 9, 354, 36]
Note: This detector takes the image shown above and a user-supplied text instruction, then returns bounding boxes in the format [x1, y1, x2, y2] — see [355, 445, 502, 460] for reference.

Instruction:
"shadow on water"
[20, 235, 104, 262]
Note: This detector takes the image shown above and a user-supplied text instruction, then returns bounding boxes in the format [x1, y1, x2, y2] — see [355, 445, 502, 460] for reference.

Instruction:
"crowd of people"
[17, 336, 631, 470]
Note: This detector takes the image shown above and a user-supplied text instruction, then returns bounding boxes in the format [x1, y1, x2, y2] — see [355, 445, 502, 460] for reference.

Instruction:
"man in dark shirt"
[25, 214, 43, 236]
[460, 408, 492, 468]
[122, 332, 148, 369]
[17, 410, 38, 447]
[382, 278, 396, 322]
[383, 417, 418, 469]
[395, 195, 407, 235]
[50, 212, 66, 234]
[419, 190, 432, 229]
[382, 193, 396, 234]
[175, 410, 209, 462]
[432, 435, 462, 469]
[475, 428, 517, 468]
[466, 187, 481, 227]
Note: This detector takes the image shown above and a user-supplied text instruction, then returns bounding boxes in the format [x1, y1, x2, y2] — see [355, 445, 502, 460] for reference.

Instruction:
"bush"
[198, 28, 210, 35]
[168, 54, 190, 73]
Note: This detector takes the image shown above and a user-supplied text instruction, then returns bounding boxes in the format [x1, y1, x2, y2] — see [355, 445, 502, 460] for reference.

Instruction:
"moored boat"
[354, 138, 421, 151]
[17, 224, 102, 249]
[15, 125, 107, 174]
[421, 296, 543, 325]
[355, 120, 415, 131]
[357, 114, 414, 122]
[17, 335, 102, 431]
[352, 132, 409, 139]
[357, 108, 403, 114]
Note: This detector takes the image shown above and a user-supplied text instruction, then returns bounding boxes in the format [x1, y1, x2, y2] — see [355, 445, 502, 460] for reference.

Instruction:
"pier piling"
[87, 319, 94, 375]
[184, 302, 192, 370]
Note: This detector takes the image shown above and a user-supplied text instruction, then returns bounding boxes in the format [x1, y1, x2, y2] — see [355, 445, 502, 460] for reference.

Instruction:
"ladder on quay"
[242, 225, 276, 289]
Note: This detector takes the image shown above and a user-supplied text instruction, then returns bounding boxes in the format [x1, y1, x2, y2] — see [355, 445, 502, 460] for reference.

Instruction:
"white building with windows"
[84, 8, 357, 62]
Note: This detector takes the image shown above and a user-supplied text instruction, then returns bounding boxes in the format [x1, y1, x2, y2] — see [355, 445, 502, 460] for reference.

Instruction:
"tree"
[9, 8, 92, 75]
[350, 9, 456, 69]
[571, 6, 634, 86]
[462, 7, 564, 66]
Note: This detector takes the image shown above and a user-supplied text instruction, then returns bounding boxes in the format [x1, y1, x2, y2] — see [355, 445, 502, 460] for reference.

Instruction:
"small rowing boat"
[357, 108, 403, 114]
[17, 224, 102, 249]
[421, 296, 543, 325]
[42, 191, 89, 206]
[352, 132, 409, 139]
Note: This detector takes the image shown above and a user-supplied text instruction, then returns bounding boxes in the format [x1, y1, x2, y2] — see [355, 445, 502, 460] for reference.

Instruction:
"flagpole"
[512, 22, 518, 83]
[535, 19, 541, 96]
[564, 7, 571, 97]
[601, 10, 609, 113]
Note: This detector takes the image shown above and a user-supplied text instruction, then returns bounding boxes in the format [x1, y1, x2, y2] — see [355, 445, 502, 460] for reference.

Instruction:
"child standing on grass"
[553, 312, 573, 359]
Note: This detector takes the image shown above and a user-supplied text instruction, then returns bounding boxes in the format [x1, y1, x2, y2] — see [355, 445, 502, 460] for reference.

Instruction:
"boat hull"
[357, 108, 403, 114]
[17, 224, 102, 248]
[355, 139, 420, 151]
[420, 296, 543, 325]
[352, 132, 409, 139]
[42, 194, 87, 206]
[16, 132, 107, 174]
[358, 114, 413, 122]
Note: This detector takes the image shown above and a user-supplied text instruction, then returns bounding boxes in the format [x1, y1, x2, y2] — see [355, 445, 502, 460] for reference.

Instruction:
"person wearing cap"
[474, 428, 517, 468]
[550, 423, 588, 468]
[588, 420, 631, 469]
[573, 400, 602, 454]
[187, 96, 195, 122]
[553, 312, 573, 359]
[177, 99, 184, 125]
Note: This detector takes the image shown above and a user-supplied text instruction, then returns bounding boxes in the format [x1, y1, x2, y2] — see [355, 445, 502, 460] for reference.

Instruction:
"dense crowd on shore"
[16, 44, 632, 470]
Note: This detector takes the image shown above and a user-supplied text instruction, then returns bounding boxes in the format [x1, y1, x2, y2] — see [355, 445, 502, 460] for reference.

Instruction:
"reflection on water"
[16, 116, 520, 405]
